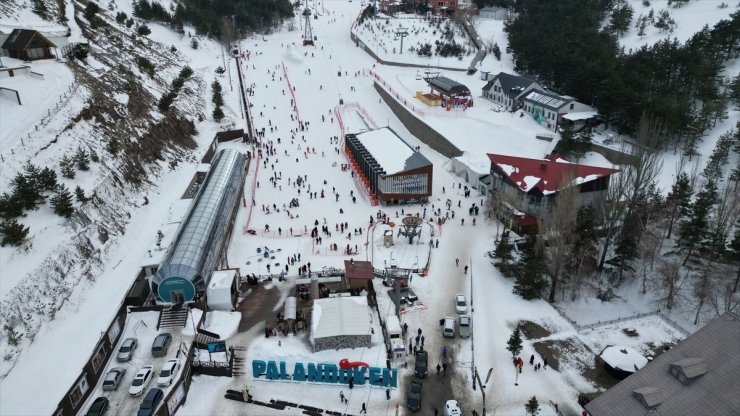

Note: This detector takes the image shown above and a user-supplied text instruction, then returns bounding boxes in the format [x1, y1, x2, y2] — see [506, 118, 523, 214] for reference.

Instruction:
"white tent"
[206, 270, 238, 310]
[450, 153, 491, 195]
[311, 296, 371, 351]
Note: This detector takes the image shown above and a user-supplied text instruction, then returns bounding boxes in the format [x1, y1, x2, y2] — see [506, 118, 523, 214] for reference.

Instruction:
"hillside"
[0, 0, 234, 377]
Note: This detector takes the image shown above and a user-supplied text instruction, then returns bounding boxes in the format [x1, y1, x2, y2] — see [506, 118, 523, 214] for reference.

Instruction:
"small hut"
[423, 75, 472, 109]
[2, 29, 56, 61]
[597, 345, 648, 380]
[344, 259, 374, 292]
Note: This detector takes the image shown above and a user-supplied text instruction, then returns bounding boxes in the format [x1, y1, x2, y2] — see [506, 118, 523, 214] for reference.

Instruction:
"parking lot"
[77, 310, 194, 416]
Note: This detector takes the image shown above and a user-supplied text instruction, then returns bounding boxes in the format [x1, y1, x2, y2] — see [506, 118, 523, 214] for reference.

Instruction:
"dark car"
[85, 397, 109, 416]
[414, 350, 428, 378]
[151, 333, 172, 357]
[406, 380, 423, 412]
[137, 387, 164, 416]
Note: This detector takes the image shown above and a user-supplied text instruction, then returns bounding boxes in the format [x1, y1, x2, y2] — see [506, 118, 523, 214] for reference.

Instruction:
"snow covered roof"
[587, 312, 740, 416]
[208, 270, 236, 290]
[599, 346, 648, 373]
[520, 89, 569, 110]
[354, 127, 431, 174]
[561, 111, 599, 121]
[482, 72, 538, 98]
[487, 153, 618, 194]
[311, 296, 371, 340]
[425, 76, 470, 96]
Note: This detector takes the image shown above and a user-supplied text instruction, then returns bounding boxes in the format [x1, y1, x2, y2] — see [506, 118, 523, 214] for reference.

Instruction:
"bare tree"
[541, 170, 579, 303]
[598, 115, 664, 271]
[656, 257, 685, 311]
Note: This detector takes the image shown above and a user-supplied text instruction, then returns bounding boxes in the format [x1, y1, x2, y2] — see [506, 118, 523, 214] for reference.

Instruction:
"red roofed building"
[487, 153, 618, 233]
[343, 259, 375, 292]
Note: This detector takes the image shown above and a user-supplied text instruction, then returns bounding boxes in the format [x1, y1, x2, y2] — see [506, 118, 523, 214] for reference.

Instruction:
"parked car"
[414, 350, 428, 378]
[442, 317, 456, 338]
[129, 365, 154, 396]
[157, 358, 181, 386]
[455, 294, 467, 314]
[444, 400, 462, 416]
[459, 315, 471, 338]
[102, 367, 127, 391]
[406, 381, 423, 412]
[151, 333, 172, 357]
[117, 337, 138, 362]
[85, 397, 109, 416]
[137, 387, 164, 416]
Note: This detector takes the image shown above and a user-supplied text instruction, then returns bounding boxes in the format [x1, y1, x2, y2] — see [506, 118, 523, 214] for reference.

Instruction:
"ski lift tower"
[398, 216, 423, 244]
[395, 26, 408, 54]
[302, 8, 314, 46]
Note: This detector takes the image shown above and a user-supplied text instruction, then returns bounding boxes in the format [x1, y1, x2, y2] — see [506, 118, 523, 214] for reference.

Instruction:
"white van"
[386, 315, 406, 362]
[444, 400, 462, 416]
[459, 315, 471, 338]
[442, 317, 455, 338]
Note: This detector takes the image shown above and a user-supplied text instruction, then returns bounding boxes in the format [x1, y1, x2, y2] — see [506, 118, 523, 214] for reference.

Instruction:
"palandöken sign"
[252, 359, 398, 389]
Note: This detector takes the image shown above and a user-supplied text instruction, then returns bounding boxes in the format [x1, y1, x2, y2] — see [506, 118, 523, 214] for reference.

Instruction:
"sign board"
[252, 359, 398, 389]
[207, 341, 227, 353]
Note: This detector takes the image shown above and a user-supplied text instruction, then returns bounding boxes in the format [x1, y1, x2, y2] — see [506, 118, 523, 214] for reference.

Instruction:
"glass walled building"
[151, 149, 247, 303]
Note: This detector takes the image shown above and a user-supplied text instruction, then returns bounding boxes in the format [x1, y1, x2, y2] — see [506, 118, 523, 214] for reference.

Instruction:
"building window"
[91, 342, 107, 374]
[69, 375, 89, 408]
[570, 103, 574, 110]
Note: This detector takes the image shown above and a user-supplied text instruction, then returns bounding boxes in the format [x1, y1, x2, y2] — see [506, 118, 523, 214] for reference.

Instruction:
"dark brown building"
[345, 127, 433, 205]
[2, 29, 56, 61]
[343, 259, 374, 291]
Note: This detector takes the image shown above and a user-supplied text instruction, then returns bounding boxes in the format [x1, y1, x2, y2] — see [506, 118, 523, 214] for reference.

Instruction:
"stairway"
[195, 332, 220, 348]
[232, 346, 247, 376]
[157, 307, 189, 329]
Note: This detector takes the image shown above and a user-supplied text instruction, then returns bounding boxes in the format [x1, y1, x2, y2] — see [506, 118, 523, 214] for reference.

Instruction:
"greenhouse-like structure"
[152, 149, 247, 303]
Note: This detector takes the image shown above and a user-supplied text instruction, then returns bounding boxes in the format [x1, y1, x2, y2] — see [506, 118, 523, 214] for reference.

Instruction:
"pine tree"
[525, 396, 540, 416]
[493, 235, 515, 276]
[506, 326, 523, 357]
[665, 172, 692, 239]
[12, 173, 43, 210]
[609, 1, 634, 36]
[137, 24, 152, 36]
[492, 42, 501, 61]
[0, 192, 24, 219]
[38, 167, 58, 192]
[60, 155, 76, 179]
[213, 106, 225, 121]
[51, 185, 75, 218]
[513, 239, 547, 300]
[74, 147, 90, 171]
[212, 80, 224, 107]
[612, 206, 641, 281]
[677, 179, 718, 265]
[75, 186, 88, 203]
[0, 218, 30, 247]
[566, 205, 599, 293]
[106, 136, 120, 155]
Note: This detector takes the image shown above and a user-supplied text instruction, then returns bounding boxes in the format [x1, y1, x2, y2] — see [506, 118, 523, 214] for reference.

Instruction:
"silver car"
[117, 337, 138, 362]
[102, 367, 126, 391]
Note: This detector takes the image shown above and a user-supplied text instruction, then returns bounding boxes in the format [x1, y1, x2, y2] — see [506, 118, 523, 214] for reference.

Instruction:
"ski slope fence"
[282, 62, 302, 124]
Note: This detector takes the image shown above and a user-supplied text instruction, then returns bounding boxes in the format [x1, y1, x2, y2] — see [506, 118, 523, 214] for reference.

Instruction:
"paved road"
[237, 284, 283, 333]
